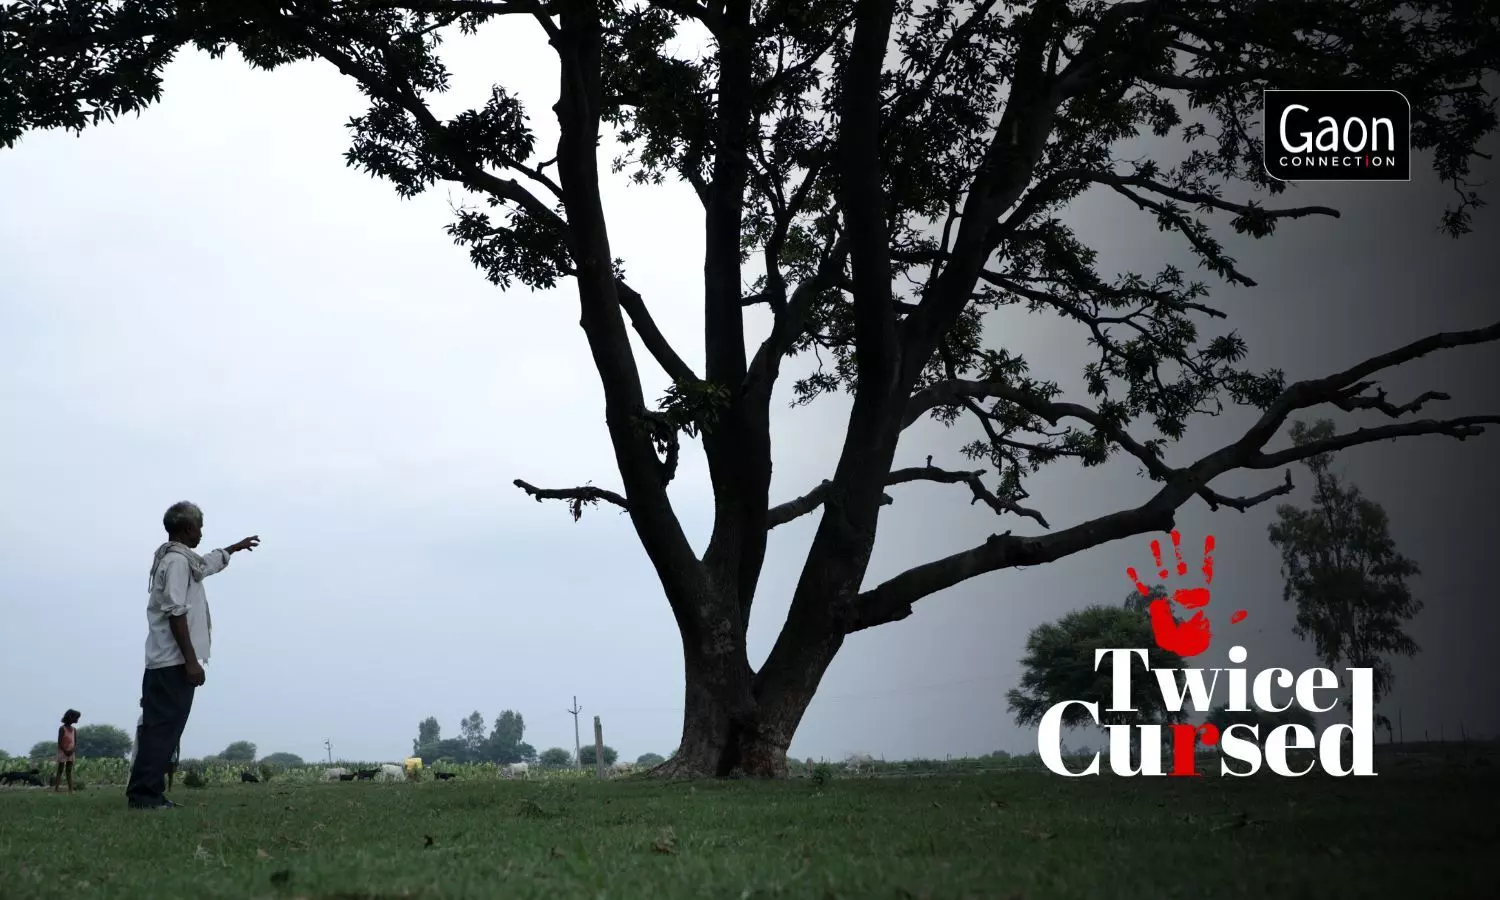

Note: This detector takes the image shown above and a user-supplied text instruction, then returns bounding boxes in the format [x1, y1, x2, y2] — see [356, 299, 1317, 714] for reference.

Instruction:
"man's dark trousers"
[125, 664, 195, 808]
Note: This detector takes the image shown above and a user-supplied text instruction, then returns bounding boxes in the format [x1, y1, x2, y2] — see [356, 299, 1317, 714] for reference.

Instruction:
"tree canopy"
[1268, 419, 1425, 714]
[413, 711, 535, 763]
[1008, 588, 1186, 731]
[538, 746, 574, 768]
[219, 741, 258, 762]
[579, 743, 619, 767]
[3, 0, 1497, 777]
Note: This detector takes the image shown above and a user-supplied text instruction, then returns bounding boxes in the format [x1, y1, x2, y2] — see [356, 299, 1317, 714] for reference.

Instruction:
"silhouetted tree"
[5, 1, 1497, 776]
[432, 738, 470, 763]
[579, 744, 619, 767]
[413, 716, 442, 758]
[219, 741, 257, 763]
[458, 712, 486, 759]
[485, 710, 528, 763]
[636, 752, 666, 767]
[28, 741, 54, 761]
[73, 725, 134, 759]
[1008, 592, 1187, 736]
[259, 752, 305, 768]
[1269, 419, 1425, 717]
[538, 747, 573, 769]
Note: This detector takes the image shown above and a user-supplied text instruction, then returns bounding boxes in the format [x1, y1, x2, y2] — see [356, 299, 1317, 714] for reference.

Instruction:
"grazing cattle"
[845, 753, 874, 775]
[610, 761, 636, 776]
[322, 767, 349, 782]
[1, 768, 43, 787]
[240, 770, 260, 783]
[502, 762, 530, 779]
[433, 771, 457, 781]
[338, 773, 357, 781]
[353, 768, 380, 780]
[374, 763, 406, 782]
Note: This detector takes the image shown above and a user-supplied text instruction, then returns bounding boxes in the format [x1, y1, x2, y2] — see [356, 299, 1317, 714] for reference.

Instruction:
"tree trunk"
[652, 622, 840, 779]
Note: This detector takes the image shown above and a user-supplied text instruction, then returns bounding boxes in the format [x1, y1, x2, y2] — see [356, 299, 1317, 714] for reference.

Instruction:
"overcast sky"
[2, 23, 1497, 766]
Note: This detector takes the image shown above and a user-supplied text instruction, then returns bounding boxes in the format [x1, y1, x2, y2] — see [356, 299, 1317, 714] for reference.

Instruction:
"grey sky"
[2, 29, 1497, 765]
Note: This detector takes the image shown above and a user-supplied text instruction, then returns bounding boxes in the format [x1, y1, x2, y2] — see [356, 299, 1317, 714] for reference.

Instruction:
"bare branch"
[767, 457, 1049, 531]
[853, 321, 1500, 633]
[767, 480, 893, 530]
[887, 459, 1051, 527]
[615, 280, 699, 384]
[1251, 416, 1500, 470]
[1080, 169, 1340, 225]
[1200, 469, 1295, 513]
[513, 478, 629, 521]
[1332, 384, 1450, 418]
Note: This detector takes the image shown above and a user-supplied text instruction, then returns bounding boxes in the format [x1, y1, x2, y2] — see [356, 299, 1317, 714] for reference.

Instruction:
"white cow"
[611, 761, 636, 776]
[374, 763, 406, 782]
[322, 767, 349, 782]
[845, 753, 874, 775]
[502, 762, 530, 779]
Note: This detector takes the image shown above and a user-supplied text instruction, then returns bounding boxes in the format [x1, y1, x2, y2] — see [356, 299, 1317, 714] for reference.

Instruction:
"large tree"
[4, 1, 1498, 777]
[538, 746, 573, 768]
[579, 743, 619, 766]
[1267, 419, 1425, 717]
[458, 711, 487, 758]
[413, 716, 442, 757]
[75, 725, 135, 759]
[29, 726, 133, 761]
[1007, 589, 1187, 736]
[219, 740, 258, 762]
[485, 710, 531, 763]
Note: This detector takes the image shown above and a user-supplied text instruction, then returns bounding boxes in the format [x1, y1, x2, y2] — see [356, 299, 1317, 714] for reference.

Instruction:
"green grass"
[1, 758, 1493, 899]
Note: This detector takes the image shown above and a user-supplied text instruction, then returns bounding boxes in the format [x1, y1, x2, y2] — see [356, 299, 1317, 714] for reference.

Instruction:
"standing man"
[125, 501, 259, 810]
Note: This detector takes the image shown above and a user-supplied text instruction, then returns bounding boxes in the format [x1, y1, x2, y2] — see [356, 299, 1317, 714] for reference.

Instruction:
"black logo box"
[1262, 90, 1412, 183]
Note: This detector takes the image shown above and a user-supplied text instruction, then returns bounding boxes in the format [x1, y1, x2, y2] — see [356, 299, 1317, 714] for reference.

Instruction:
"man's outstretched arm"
[202, 535, 260, 578]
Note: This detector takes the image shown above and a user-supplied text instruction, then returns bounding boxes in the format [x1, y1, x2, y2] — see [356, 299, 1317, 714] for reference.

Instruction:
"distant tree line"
[16, 729, 302, 769]
[411, 714, 667, 770]
[412, 711, 537, 765]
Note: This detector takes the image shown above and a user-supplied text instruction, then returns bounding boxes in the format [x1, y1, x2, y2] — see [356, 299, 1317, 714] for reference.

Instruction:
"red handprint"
[1126, 531, 1241, 658]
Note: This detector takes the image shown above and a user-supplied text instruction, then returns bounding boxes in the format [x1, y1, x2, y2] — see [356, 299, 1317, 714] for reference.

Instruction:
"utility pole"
[566, 696, 583, 768]
[593, 715, 605, 780]
[324, 738, 332, 764]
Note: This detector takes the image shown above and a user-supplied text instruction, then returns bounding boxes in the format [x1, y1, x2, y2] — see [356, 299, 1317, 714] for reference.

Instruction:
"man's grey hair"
[163, 501, 204, 534]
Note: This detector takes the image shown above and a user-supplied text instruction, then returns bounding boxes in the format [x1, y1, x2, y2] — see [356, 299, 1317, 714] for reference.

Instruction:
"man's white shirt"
[144, 548, 230, 669]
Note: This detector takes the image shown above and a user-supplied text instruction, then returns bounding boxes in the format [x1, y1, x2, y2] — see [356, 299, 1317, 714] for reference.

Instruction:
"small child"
[55, 709, 80, 793]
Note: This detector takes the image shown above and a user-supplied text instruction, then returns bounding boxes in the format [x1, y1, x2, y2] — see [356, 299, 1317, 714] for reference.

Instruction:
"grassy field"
[0, 752, 1492, 899]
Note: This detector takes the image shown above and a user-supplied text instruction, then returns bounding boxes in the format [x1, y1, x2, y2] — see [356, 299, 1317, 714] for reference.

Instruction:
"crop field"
[0, 744, 1492, 900]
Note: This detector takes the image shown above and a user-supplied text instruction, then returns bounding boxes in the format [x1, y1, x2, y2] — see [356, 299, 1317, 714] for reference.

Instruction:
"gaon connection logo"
[1036, 532, 1377, 778]
[1263, 89, 1412, 183]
